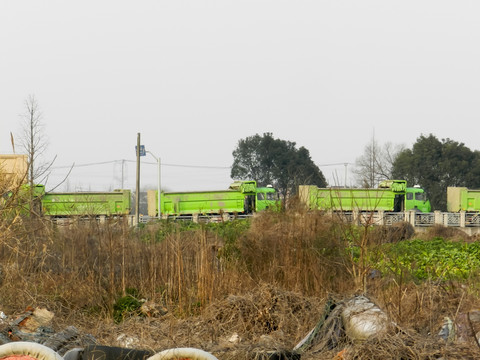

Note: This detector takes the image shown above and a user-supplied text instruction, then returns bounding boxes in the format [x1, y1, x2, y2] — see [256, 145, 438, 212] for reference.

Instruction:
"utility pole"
[135, 133, 141, 226]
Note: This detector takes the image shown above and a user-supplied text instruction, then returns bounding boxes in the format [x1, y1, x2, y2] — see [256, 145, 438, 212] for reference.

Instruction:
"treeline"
[231, 133, 480, 212]
[392, 134, 480, 211]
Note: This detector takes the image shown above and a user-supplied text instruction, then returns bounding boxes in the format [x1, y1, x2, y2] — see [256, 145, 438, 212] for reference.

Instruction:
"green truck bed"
[157, 189, 246, 216]
[41, 190, 131, 217]
[447, 187, 480, 212]
[299, 186, 399, 212]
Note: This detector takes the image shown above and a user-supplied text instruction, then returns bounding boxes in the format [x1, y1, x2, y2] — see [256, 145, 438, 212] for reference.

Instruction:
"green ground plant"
[113, 288, 143, 323]
[375, 237, 480, 282]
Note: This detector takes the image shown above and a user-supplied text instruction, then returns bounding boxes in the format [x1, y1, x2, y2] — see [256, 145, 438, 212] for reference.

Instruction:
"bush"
[113, 288, 143, 323]
[375, 238, 480, 281]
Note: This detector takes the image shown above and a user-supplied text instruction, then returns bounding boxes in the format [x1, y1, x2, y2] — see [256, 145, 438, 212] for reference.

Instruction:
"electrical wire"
[51, 160, 231, 170]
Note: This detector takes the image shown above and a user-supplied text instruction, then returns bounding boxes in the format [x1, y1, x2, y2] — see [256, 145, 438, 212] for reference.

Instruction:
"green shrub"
[113, 288, 142, 323]
[375, 238, 480, 281]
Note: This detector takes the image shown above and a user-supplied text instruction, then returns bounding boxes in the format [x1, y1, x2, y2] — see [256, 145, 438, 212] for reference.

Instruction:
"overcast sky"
[1, 1, 479, 192]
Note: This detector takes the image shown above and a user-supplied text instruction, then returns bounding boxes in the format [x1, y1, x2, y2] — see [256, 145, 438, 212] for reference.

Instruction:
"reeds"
[0, 209, 353, 316]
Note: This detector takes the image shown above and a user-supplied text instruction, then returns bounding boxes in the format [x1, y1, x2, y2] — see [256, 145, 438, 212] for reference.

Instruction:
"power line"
[52, 159, 353, 170]
[317, 162, 353, 167]
[51, 159, 231, 170]
[51, 160, 117, 169]
[144, 161, 231, 169]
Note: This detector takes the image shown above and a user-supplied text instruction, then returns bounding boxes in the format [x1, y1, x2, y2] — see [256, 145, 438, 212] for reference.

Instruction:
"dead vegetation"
[0, 204, 480, 359]
[422, 224, 475, 242]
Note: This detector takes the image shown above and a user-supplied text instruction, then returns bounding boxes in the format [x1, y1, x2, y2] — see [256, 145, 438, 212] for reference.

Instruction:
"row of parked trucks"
[5, 181, 278, 219]
[4, 180, 480, 220]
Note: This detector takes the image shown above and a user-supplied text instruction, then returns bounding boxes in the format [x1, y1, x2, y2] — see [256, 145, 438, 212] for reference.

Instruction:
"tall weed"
[0, 207, 478, 330]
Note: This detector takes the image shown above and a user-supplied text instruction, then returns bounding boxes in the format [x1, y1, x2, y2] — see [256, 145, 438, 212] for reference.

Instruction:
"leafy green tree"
[231, 133, 327, 198]
[392, 134, 480, 211]
[466, 151, 480, 188]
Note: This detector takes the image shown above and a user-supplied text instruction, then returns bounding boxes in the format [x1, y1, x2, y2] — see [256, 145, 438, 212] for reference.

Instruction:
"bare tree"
[17, 95, 55, 215]
[19, 96, 47, 185]
[353, 137, 405, 188]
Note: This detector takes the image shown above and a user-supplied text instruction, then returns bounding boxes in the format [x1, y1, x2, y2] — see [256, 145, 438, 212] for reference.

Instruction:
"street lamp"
[147, 150, 161, 219]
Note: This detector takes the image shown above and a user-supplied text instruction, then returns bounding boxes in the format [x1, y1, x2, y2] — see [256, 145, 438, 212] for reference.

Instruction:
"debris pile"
[0, 296, 479, 360]
[293, 295, 480, 359]
[0, 307, 220, 360]
[0, 307, 96, 356]
[438, 310, 480, 345]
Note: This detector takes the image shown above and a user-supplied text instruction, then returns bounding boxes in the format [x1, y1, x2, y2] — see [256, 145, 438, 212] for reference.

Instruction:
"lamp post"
[147, 151, 161, 219]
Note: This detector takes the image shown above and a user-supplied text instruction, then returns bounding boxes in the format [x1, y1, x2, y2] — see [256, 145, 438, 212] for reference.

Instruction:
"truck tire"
[147, 348, 218, 360]
[0, 342, 63, 360]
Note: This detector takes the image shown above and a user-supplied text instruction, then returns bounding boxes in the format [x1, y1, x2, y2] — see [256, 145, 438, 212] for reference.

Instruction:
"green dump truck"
[147, 180, 279, 218]
[3, 184, 131, 218]
[41, 188, 131, 217]
[299, 180, 431, 213]
[447, 187, 480, 212]
[1, 183, 45, 216]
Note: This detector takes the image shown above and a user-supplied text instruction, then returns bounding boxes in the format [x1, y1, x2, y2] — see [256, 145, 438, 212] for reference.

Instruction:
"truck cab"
[378, 180, 431, 213]
[235, 181, 280, 213]
[255, 185, 280, 211]
[405, 186, 431, 212]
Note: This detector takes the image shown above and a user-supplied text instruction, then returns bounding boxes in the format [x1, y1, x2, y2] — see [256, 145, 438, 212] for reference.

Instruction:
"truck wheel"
[0, 342, 63, 360]
[147, 348, 218, 360]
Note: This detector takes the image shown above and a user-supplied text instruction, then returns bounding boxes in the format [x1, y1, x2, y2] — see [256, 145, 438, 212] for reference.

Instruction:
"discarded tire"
[146, 348, 218, 360]
[0, 342, 63, 360]
[80, 345, 154, 360]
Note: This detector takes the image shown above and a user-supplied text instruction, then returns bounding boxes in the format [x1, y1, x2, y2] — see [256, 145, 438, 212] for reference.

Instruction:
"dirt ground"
[3, 285, 479, 360]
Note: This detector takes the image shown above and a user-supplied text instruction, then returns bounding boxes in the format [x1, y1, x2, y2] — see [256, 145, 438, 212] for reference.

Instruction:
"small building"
[0, 154, 28, 188]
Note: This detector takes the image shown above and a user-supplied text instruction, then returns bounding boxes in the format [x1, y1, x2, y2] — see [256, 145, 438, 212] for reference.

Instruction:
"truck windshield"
[266, 193, 277, 201]
[415, 192, 427, 201]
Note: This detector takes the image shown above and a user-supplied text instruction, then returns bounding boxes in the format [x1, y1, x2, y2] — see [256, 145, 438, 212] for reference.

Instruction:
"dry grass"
[420, 224, 476, 242]
[0, 205, 480, 359]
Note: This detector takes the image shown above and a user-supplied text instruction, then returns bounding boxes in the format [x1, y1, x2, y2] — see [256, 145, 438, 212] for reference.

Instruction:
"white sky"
[1, 1, 479, 192]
